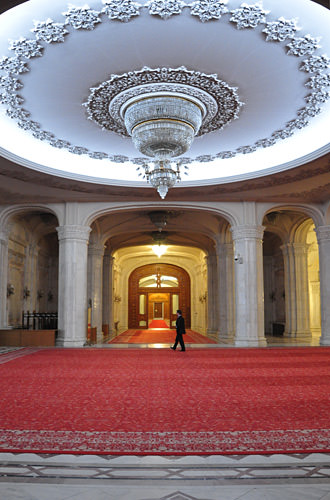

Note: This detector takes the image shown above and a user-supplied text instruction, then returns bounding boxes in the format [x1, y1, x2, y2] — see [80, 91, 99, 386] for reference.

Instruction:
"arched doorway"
[128, 263, 190, 329]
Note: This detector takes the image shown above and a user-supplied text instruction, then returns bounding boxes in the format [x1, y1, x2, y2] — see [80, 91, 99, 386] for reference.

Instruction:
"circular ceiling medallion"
[84, 67, 243, 138]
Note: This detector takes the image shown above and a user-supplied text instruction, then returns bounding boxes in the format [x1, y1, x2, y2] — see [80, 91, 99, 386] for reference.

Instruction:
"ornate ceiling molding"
[84, 67, 243, 138]
[0, 1, 329, 166]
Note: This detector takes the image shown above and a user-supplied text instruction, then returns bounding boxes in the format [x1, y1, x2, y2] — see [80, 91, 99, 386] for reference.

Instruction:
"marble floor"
[1, 452, 330, 500]
[98, 331, 323, 349]
[1, 337, 329, 499]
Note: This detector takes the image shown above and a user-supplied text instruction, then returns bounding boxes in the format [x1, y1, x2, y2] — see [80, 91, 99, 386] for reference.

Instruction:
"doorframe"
[153, 301, 164, 319]
[128, 263, 191, 329]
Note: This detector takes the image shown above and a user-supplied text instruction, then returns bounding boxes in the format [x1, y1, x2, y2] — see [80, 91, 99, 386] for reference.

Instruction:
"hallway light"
[152, 244, 167, 258]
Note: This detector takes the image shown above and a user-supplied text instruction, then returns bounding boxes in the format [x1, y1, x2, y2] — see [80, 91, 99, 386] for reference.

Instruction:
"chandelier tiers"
[120, 91, 205, 199]
[121, 92, 205, 158]
[140, 159, 180, 199]
[85, 67, 244, 198]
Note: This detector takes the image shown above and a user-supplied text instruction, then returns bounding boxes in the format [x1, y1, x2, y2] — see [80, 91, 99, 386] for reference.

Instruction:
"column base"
[218, 330, 235, 340]
[320, 337, 330, 346]
[56, 339, 86, 347]
[207, 329, 217, 335]
[235, 338, 268, 347]
[205, 331, 220, 342]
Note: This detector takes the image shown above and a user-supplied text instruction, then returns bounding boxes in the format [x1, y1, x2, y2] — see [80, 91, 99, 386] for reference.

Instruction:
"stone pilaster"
[217, 242, 235, 340]
[280, 243, 297, 336]
[293, 243, 311, 337]
[231, 225, 266, 347]
[0, 227, 10, 328]
[315, 225, 330, 345]
[24, 244, 39, 313]
[102, 252, 114, 337]
[88, 242, 105, 343]
[205, 254, 218, 337]
[56, 225, 91, 347]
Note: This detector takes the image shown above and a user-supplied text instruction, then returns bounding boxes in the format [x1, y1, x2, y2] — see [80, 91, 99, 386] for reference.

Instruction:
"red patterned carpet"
[0, 347, 330, 455]
[110, 329, 216, 344]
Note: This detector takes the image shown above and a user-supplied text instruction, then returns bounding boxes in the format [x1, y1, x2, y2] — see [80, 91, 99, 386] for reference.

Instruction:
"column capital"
[216, 241, 233, 258]
[88, 242, 105, 258]
[315, 225, 330, 243]
[56, 225, 91, 242]
[231, 225, 265, 241]
[103, 253, 115, 265]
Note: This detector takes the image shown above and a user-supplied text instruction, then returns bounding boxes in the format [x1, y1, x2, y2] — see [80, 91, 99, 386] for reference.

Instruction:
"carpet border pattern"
[1, 429, 330, 455]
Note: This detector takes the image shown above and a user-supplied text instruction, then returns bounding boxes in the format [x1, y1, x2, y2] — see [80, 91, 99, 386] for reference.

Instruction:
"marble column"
[102, 252, 114, 337]
[206, 254, 218, 338]
[217, 242, 235, 340]
[293, 243, 311, 337]
[56, 225, 91, 347]
[88, 242, 105, 343]
[24, 244, 39, 313]
[231, 225, 266, 347]
[315, 225, 330, 345]
[0, 227, 10, 328]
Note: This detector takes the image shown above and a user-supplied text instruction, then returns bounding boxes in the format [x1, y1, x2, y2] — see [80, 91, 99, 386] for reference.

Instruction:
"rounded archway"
[128, 263, 191, 329]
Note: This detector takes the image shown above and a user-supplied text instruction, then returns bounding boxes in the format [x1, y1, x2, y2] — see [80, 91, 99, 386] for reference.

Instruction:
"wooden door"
[154, 302, 163, 318]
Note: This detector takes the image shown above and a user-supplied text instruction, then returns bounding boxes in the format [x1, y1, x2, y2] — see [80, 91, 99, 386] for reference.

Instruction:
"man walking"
[171, 309, 186, 352]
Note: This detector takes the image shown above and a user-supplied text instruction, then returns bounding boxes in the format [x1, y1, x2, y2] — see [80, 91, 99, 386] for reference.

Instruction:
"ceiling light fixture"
[88, 67, 243, 199]
[121, 91, 203, 199]
[151, 230, 168, 257]
[152, 244, 167, 258]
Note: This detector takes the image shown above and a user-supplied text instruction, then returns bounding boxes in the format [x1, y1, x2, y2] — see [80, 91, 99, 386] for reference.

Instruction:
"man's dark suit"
[173, 314, 186, 351]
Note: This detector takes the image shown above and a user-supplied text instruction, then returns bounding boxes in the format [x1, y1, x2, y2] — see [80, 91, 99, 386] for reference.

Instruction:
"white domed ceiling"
[0, 0, 329, 187]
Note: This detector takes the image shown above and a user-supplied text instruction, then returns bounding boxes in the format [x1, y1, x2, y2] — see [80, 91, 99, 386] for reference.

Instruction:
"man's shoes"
[179, 349, 186, 352]
[170, 346, 175, 350]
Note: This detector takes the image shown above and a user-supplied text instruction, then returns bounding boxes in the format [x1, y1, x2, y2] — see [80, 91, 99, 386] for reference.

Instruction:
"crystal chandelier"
[120, 91, 205, 198]
[86, 67, 244, 198]
[141, 159, 180, 199]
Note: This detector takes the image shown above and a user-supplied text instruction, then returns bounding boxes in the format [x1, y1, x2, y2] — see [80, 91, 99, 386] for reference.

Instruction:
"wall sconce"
[23, 287, 30, 299]
[199, 292, 207, 303]
[37, 289, 44, 299]
[7, 283, 15, 297]
[114, 294, 122, 303]
[47, 291, 53, 302]
[270, 291, 276, 302]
